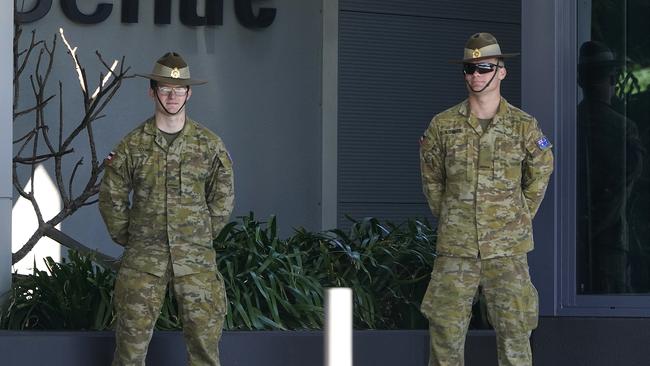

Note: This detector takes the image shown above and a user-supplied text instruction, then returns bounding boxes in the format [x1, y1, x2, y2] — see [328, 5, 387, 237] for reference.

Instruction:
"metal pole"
[324, 287, 352, 366]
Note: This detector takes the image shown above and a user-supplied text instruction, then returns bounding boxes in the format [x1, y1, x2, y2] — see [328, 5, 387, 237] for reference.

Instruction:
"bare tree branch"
[83, 199, 99, 206]
[13, 129, 36, 150]
[68, 157, 83, 198]
[13, 94, 55, 119]
[42, 225, 119, 271]
[12, 20, 131, 266]
[14, 149, 74, 165]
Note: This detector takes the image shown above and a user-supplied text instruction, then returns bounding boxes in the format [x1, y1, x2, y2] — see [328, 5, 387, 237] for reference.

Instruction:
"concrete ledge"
[4, 317, 648, 366]
[0, 329, 496, 366]
[532, 317, 650, 366]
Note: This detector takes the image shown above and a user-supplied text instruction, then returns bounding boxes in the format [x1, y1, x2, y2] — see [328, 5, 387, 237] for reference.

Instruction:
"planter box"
[3, 317, 650, 365]
[0, 329, 497, 366]
[532, 317, 650, 366]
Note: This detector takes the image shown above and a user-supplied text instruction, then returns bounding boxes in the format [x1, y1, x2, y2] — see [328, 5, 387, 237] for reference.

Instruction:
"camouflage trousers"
[420, 255, 538, 366]
[112, 260, 228, 366]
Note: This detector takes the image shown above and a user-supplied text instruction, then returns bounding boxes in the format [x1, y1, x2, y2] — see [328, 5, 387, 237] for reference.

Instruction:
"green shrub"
[212, 214, 437, 330]
[1, 251, 115, 330]
[1, 214, 439, 331]
[214, 214, 325, 330]
[299, 216, 437, 329]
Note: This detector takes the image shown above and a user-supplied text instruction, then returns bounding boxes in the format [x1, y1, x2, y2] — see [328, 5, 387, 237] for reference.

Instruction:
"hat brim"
[136, 73, 207, 86]
[449, 53, 520, 64]
[578, 59, 623, 67]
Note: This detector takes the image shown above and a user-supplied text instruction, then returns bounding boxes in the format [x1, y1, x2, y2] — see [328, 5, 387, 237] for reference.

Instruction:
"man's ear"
[148, 87, 155, 99]
[498, 66, 507, 80]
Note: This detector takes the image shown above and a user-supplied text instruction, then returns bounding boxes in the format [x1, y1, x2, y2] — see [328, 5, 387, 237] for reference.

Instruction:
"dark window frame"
[557, 0, 650, 317]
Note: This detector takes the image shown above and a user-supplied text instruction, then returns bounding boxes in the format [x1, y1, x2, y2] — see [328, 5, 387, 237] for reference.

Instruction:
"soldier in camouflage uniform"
[99, 52, 234, 366]
[419, 33, 554, 365]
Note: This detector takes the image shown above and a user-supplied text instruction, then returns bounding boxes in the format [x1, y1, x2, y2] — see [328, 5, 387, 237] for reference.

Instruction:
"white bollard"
[325, 287, 353, 366]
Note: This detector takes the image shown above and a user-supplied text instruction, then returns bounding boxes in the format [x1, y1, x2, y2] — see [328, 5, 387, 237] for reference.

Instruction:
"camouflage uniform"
[576, 41, 645, 293]
[577, 98, 644, 293]
[419, 98, 553, 366]
[99, 116, 234, 366]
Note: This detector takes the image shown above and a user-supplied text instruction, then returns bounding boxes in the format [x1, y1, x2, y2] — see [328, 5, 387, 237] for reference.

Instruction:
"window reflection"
[576, 0, 650, 295]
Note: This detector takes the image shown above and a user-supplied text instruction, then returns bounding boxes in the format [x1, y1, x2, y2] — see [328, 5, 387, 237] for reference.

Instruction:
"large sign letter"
[206, 0, 223, 26]
[121, 0, 139, 23]
[15, 0, 53, 24]
[234, 0, 276, 29]
[180, 0, 224, 26]
[154, 0, 172, 24]
[180, 0, 206, 26]
[60, 0, 112, 24]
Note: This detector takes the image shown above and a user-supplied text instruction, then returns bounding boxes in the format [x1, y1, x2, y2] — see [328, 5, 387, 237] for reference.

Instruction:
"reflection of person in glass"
[577, 41, 644, 293]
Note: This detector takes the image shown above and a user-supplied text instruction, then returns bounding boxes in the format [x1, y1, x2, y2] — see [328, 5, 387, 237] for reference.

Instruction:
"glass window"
[576, 0, 650, 295]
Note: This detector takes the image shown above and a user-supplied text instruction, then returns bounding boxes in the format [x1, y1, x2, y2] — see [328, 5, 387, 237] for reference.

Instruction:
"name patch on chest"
[442, 128, 463, 135]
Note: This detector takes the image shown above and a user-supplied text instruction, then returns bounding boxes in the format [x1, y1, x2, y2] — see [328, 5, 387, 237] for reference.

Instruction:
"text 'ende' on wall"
[16, 0, 276, 28]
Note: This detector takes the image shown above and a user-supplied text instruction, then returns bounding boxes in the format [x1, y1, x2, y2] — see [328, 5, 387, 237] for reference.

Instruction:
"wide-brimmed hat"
[578, 41, 621, 67]
[137, 52, 206, 86]
[451, 32, 519, 63]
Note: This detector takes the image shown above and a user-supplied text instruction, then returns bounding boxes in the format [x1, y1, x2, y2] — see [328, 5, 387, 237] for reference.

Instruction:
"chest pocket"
[131, 150, 159, 200]
[444, 134, 470, 182]
[495, 135, 525, 190]
[180, 150, 211, 202]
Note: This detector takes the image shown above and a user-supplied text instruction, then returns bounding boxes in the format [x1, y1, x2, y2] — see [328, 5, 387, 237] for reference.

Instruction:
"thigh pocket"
[420, 263, 453, 322]
[113, 266, 165, 320]
[523, 281, 539, 331]
[512, 256, 539, 332]
[211, 271, 228, 317]
[113, 268, 129, 314]
[420, 275, 438, 321]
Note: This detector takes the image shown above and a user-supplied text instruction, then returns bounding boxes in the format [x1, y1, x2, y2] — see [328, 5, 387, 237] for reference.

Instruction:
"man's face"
[463, 58, 506, 94]
[149, 83, 192, 115]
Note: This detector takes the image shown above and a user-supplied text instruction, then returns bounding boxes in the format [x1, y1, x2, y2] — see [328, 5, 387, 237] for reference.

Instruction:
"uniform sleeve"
[420, 118, 446, 218]
[206, 143, 235, 239]
[98, 143, 131, 246]
[522, 118, 554, 218]
[625, 120, 645, 184]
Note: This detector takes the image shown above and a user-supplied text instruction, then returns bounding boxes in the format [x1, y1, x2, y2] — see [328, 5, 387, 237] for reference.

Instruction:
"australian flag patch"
[536, 136, 551, 150]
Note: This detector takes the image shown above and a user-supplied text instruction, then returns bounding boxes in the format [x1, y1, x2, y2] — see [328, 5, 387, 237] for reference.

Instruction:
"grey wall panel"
[338, 9, 521, 226]
[337, 203, 436, 229]
[12, 0, 321, 265]
[340, 0, 520, 24]
[522, 0, 559, 316]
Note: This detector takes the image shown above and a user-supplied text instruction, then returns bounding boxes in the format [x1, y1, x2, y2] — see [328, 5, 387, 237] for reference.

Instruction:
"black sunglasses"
[463, 62, 500, 75]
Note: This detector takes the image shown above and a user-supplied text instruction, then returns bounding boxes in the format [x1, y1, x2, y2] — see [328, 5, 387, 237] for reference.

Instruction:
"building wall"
[12, 0, 323, 265]
[337, 0, 522, 227]
[521, 0, 558, 316]
[0, 1, 13, 294]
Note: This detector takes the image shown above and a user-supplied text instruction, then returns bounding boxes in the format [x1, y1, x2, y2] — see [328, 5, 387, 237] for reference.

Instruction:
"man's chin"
[163, 106, 182, 114]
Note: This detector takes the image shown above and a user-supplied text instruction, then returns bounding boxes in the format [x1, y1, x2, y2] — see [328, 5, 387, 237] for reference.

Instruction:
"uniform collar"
[458, 97, 511, 135]
[143, 116, 197, 151]
[143, 116, 197, 137]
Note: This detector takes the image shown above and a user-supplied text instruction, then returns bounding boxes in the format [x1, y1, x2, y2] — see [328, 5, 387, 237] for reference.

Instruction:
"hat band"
[579, 51, 616, 64]
[463, 43, 502, 60]
[151, 63, 191, 80]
